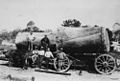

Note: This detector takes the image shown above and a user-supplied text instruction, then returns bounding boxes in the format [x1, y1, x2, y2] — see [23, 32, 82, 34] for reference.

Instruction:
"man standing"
[56, 48, 67, 70]
[56, 48, 67, 60]
[41, 35, 50, 51]
[27, 32, 36, 51]
[55, 37, 64, 50]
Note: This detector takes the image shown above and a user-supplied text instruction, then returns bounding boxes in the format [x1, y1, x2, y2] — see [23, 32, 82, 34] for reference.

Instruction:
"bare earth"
[0, 60, 120, 81]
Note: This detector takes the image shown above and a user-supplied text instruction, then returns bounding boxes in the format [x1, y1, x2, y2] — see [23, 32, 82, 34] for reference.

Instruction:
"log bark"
[59, 27, 110, 53]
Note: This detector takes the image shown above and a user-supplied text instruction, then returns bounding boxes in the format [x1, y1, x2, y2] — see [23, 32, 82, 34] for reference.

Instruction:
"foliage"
[10, 29, 21, 39]
[27, 21, 35, 27]
[6, 49, 27, 67]
[0, 27, 43, 41]
[62, 19, 81, 27]
[0, 31, 10, 40]
[22, 26, 44, 32]
[94, 25, 99, 27]
[0, 28, 21, 40]
[22, 20, 44, 32]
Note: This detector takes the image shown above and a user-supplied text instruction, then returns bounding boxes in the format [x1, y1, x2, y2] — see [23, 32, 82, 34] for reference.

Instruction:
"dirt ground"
[0, 60, 120, 81]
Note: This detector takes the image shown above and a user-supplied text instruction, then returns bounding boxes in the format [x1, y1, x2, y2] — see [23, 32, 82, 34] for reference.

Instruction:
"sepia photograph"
[0, 0, 120, 81]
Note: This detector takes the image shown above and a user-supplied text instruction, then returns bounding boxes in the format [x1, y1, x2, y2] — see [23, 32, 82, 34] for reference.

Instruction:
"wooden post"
[31, 77, 35, 81]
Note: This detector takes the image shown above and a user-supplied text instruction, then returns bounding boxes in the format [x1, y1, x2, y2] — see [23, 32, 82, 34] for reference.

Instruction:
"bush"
[6, 49, 27, 67]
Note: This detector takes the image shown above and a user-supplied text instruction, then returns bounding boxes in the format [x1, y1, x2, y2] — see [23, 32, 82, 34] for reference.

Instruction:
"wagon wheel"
[95, 54, 116, 74]
[53, 57, 71, 72]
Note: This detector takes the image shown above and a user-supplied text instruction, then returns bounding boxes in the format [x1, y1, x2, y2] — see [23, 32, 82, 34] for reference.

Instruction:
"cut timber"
[35, 69, 71, 75]
[15, 27, 110, 53]
[61, 27, 110, 53]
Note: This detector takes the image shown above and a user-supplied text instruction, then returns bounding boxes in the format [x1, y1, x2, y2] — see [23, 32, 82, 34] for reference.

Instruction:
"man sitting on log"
[32, 46, 39, 65]
[36, 47, 45, 69]
[44, 48, 54, 69]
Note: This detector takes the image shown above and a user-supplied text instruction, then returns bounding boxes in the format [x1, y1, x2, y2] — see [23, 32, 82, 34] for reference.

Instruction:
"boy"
[44, 48, 54, 69]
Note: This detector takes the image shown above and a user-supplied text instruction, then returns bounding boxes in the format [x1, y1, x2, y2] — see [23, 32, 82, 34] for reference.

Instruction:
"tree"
[94, 25, 99, 27]
[10, 28, 21, 39]
[26, 20, 36, 31]
[22, 26, 40, 32]
[0, 28, 22, 41]
[62, 19, 81, 27]
[0, 30, 10, 40]
[27, 21, 35, 27]
[33, 26, 40, 32]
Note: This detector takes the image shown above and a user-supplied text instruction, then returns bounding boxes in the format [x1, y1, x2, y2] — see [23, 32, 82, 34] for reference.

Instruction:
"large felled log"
[15, 27, 110, 53]
[57, 27, 110, 53]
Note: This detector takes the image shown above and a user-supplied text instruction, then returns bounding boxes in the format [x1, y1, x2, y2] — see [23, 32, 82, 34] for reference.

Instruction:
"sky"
[0, 0, 120, 31]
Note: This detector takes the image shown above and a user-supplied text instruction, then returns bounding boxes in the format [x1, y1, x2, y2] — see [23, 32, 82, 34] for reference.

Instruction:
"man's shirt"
[38, 50, 45, 55]
[27, 34, 35, 42]
[57, 52, 66, 60]
[33, 50, 45, 56]
[45, 51, 54, 58]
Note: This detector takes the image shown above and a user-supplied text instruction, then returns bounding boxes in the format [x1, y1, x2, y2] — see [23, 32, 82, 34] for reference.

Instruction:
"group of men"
[26, 31, 67, 69]
[27, 31, 50, 51]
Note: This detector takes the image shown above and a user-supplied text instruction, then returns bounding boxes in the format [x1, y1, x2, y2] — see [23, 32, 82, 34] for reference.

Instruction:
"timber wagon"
[8, 26, 116, 74]
[55, 27, 115, 74]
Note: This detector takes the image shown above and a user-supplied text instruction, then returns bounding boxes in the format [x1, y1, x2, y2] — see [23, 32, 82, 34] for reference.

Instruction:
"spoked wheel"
[53, 57, 71, 72]
[95, 54, 116, 74]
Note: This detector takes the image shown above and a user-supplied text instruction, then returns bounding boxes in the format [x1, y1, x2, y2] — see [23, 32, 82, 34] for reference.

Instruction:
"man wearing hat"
[27, 31, 36, 51]
[56, 48, 67, 60]
[41, 35, 50, 51]
[56, 48, 67, 70]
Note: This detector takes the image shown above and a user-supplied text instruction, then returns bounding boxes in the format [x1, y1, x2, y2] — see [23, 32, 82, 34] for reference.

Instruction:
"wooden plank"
[35, 69, 71, 75]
